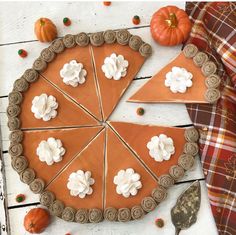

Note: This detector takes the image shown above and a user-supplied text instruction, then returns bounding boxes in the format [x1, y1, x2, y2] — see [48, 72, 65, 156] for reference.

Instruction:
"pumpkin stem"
[165, 13, 178, 28]
[40, 19, 45, 26]
[29, 222, 35, 228]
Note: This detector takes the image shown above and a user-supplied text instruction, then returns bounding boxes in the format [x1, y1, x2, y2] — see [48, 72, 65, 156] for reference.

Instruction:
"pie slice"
[105, 127, 158, 209]
[19, 75, 99, 129]
[91, 43, 146, 120]
[128, 48, 221, 104]
[41, 46, 103, 121]
[108, 121, 186, 179]
[46, 128, 105, 210]
[22, 126, 103, 185]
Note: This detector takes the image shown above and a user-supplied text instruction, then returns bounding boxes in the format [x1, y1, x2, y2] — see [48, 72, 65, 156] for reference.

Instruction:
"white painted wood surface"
[8, 181, 218, 235]
[0, 1, 218, 235]
[0, 129, 9, 235]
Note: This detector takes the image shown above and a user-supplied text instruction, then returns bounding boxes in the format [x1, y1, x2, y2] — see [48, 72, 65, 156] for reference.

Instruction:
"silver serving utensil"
[171, 181, 201, 235]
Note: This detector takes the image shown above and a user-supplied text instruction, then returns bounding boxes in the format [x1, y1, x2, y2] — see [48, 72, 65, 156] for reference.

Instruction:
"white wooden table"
[0, 2, 219, 235]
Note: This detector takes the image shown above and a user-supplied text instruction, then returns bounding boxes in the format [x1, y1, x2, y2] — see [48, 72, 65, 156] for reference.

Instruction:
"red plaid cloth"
[185, 2, 236, 235]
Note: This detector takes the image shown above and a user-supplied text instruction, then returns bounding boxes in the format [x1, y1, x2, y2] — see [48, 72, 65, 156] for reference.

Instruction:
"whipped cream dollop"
[31, 93, 58, 121]
[147, 134, 175, 162]
[60, 60, 87, 87]
[102, 53, 129, 80]
[113, 168, 142, 198]
[67, 170, 95, 198]
[165, 66, 193, 93]
[36, 137, 65, 165]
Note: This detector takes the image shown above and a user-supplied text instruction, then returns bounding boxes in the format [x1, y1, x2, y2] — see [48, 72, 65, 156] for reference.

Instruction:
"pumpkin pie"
[7, 30, 200, 224]
[19, 75, 99, 129]
[41, 45, 103, 121]
[128, 44, 221, 104]
[91, 30, 151, 120]
[21, 126, 103, 186]
[105, 127, 158, 210]
[108, 121, 198, 181]
[46, 129, 105, 211]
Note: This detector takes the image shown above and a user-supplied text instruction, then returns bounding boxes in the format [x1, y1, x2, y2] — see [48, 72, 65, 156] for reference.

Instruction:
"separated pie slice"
[20, 75, 99, 129]
[128, 51, 219, 103]
[108, 121, 186, 179]
[22, 126, 103, 185]
[91, 43, 146, 120]
[105, 127, 158, 209]
[42, 46, 103, 121]
[46, 128, 105, 210]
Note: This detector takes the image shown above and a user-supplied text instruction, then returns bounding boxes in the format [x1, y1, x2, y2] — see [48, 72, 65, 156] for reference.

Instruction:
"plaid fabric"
[185, 2, 236, 235]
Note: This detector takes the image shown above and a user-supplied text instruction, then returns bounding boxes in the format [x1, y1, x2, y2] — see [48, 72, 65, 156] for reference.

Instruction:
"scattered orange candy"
[18, 49, 28, 58]
[15, 194, 26, 203]
[103, 1, 111, 6]
[136, 107, 145, 116]
[155, 218, 164, 228]
[132, 15, 140, 25]
[63, 17, 71, 26]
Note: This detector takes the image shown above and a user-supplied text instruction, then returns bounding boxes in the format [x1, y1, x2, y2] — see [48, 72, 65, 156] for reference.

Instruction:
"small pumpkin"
[103, 1, 111, 6]
[24, 208, 50, 233]
[132, 15, 140, 25]
[150, 6, 192, 46]
[34, 18, 57, 42]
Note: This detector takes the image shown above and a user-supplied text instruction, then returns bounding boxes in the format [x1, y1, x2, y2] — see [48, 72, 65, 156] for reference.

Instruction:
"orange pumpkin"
[34, 18, 57, 42]
[150, 6, 192, 46]
[24, 208, 50, 234]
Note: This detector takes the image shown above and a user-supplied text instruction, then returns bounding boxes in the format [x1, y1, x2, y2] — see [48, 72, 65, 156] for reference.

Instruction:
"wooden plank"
[0, 98, 7, 112]
[0, 95, 9, 152]
[8, 181, 218, 235]
[0, 27, 182, 97]
[0, 127, 10, 235]
[0, 2, 185, 45]
[0, 113, 10, 152]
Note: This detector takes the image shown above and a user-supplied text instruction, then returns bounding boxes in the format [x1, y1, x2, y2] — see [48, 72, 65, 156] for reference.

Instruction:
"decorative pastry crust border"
[7, 29, 199, 223]
[183, 44, 221, 104]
